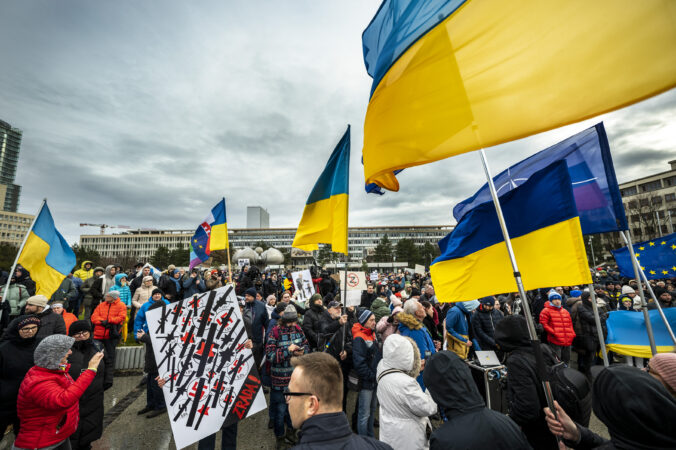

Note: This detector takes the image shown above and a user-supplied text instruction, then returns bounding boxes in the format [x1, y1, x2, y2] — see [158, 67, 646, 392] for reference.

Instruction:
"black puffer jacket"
[36, 307, 66, 339]
[302, 303, 328, 351]
[0, 315, 40, 424]
[423, 351, 531, 450]
[494, 315, 558, 450]
[68, 338, 105, 447]
[14, 267, 36, 296]
[471, 307, 504, 350]
[293, 412, 392, 449]
[573, 295, 607, 354]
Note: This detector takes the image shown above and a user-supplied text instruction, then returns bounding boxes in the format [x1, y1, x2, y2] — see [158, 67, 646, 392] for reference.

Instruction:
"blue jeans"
[357, 389, 377, 437]
[270, 388, 292, 437]
[197, 422, 238, 450]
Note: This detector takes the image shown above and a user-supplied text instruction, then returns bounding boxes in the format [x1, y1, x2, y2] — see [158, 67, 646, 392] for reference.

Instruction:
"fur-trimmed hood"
[397, 312, 422, 331]
[377, 334, 421, 379]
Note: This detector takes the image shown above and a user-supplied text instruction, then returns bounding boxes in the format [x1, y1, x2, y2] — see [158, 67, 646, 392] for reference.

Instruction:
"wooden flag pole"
[0, 198, 47, 323]
[226, 246, 233, 284]
[478, 149, 559, 419]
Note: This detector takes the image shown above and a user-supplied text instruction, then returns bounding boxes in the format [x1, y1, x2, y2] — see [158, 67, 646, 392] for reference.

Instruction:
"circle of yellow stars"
[634, 240, 676, 276]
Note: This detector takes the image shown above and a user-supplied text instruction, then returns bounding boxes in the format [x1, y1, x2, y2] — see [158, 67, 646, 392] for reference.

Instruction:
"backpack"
[542, 346, 592, 426]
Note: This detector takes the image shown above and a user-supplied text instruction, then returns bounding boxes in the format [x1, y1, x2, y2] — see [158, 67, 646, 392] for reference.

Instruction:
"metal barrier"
[114, 345, 146, 370]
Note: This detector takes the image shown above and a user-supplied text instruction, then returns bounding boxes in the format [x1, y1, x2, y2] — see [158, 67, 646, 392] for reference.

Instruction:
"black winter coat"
[14, 270, 36, 296]
[302, 304, 328, 350]
[36, 307, 66, 339]
[574, 300, 607, 354]
[471, 308, 504, 350]
[321, 315, 354, 369]
[0, 315, 39, 422]
[293, 412, 392, 449]
[68, 339, 105, 447]
[360, 292, 376, 309]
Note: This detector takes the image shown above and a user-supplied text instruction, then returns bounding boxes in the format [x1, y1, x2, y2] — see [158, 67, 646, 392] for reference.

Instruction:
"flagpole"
[620, 230, 658, 356]
[634, 253, 676, 346]
[0, 198, 47, 324]
[587, 286, 609, 367]
[477, 150, 558, 416]
[223, 198, 232, 284]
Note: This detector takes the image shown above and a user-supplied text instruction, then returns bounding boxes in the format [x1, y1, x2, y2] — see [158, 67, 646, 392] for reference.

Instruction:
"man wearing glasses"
[286, 352, 392, 449]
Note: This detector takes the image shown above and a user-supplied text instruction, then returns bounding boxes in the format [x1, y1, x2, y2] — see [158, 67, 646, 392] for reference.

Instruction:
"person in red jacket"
[90, 291, 127, 390]
[50, 302, 77, 335]
[13, 334, 103, 450]
[539, 290, 576, 364]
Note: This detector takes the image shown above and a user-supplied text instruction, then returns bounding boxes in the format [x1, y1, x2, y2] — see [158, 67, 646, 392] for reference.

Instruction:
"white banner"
[370, 270, 379, 281]
[291, 269, 315, 302]
[415, 264, 426, 275]
[339, 271, 366, 291]
[147, 285, 266, 449]
[345, 289, 362, 307]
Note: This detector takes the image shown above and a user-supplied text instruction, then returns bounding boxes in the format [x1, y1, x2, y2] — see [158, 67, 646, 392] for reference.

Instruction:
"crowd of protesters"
[0, 259, 675, 449]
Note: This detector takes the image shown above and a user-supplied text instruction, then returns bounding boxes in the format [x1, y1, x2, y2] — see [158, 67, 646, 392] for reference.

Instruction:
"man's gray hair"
[105, 290, 121, 299]
[403, 299, 420, 316]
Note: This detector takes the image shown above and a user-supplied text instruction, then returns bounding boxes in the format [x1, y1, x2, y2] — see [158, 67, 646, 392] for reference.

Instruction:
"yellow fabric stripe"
[209, 223, 229, 251]
[17, 232, 67, 298]
[606, 344, 675, 359]
[363, 0, 676, 190]
[431, 217, 591, 302]
[292, 194, 348, 254]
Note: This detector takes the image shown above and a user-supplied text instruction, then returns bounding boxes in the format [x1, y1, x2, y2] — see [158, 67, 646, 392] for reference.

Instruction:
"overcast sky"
[1, 1, 675, 245]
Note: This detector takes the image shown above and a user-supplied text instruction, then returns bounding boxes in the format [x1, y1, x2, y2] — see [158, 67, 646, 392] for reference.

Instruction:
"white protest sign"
[339, 271, 366, 291]
[415, 264, 426, 275]
[345, 289, 362, 307]
[370, 271, 379, 281]
[147, 285, 266, 449]
[292, 269, 315, 302]
[237, 258, 250, 269]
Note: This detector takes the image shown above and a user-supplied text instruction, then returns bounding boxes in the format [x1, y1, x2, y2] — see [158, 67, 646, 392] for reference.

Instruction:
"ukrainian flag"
[189, 198, 228, 269]
[362, 0, 676, 191]
[18, 202, 76, 298]
[606, 309, 676, 358]
[292, 126, 350, 254]
[431, 160, 591, 302]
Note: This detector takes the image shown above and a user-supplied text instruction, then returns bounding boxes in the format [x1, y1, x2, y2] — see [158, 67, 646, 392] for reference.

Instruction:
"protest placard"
[339, 271, 366, 291]
[291, 269, 315, 301]
[415, 264, 426, 275]
[147, 285, 266, 449]
[237, 258, 250, 269]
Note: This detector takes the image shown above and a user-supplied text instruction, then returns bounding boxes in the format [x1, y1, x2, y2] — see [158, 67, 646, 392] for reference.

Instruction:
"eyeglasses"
[19, 326, 38, 332]
[283, 387, 319, 402]
[72, 331, 90, 337]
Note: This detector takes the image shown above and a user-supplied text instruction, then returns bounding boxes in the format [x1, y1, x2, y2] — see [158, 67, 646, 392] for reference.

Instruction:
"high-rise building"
[247, 206, 270, 228]
[0, 120, 23, 212]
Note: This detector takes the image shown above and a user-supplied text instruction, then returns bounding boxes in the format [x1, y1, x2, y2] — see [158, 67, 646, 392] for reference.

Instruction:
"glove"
[100, 320, 109, 327]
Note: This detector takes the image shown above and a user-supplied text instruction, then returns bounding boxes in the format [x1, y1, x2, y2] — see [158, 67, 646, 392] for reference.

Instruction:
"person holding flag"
[189, 198, 230, 279]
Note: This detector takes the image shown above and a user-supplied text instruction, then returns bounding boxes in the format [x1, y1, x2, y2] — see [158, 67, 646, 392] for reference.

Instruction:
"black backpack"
[543, 346, 592, 427]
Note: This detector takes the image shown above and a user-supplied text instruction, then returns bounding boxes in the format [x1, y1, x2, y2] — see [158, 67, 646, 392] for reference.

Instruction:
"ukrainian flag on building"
[431, 160, 591, 302]
[189, 198, 228, 269]
[361, 0, 676, 191]
[18, 202, 76, 298]
[292, 126, 350, 254]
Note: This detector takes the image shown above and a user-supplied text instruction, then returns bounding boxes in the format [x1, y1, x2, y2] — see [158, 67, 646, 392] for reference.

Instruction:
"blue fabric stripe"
[453, 123, 628, 235]
[362, 0, 467, 98]
[31, 203, 76, 275]
[607, 309, 676, 347]
[306, 126, 351, 205]
[211, 198, 227, 225]
[612, 232, 676, 279]
[434, 160, 577, 262]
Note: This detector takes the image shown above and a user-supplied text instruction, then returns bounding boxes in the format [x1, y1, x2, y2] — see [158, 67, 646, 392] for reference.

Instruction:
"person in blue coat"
[397, 299, 436, 390]
[133, 288, 170, 338]
[445, 300, 481, 359]
[244, 287, 269, 367]
[181, 269, 206, 298]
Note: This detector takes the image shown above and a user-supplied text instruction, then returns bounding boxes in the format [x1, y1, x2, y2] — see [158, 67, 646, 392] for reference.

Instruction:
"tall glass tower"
[0, 119, 23, 212]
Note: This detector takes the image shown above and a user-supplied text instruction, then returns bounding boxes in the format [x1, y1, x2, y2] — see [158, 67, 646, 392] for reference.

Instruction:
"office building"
[0, 120, 23, 212]
[0, 211, 34, 247]
[246, 206, 270, 228]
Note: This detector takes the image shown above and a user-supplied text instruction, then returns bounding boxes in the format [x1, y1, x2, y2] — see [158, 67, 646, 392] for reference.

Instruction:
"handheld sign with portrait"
[147, 285, 266, 449]
[291, 269, 315, 301]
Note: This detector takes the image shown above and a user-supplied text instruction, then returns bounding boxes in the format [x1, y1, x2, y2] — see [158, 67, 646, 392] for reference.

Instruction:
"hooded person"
[376, 334, 438, 450]
[67, 320, 105, 449]
[13, 266, 36, 297]
[471, 296, 504, 352]
[545, 365, 676, 450]
[24, 295, 66, 339]
[131, 275, 155, 310]
[377, 306, 403, 344]
[110, 273, 132, 343]
[445, 300, 481, 359]
[13, 335, 103, 450]
[73, 261, 94, 281]
[80, 266, 105, 318]
[133, 288, 169, 337]
[573, 292, 607, 376]
[302, 293, 329, 351]
[90, 265, 116, 310]
[135, 301, 168, 419]
[352, 309, 381, 437]
[0, 315, 40, 438]
[424, 351, 531, 450]
[397, 299, 436, 390]
[369, 294, 391, 323]
[158, 268, 182, 301]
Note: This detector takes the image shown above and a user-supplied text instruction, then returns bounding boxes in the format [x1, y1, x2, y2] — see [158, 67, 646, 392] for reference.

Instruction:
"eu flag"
[612, 232, 676, 280]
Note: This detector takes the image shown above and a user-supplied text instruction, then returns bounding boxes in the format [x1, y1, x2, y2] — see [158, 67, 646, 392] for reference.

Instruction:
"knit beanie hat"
[479, 296, 495, 306]
[282, 304, 298, 321]
[17, 316, 40, 331]
[570, 290, 582, 298]
[548, 290, 562, 301]
[358, 309, 374, 325]
[105, 290, 120, 299]
[245, 288, 257, 298]
[34, 334, 75, 370]
[26, 295, 48, 308]
[622, 285, 636, 295]
[151, 288, 164, 297]
[310, 293, 323, 304]
[649, 353, 676, 394]
[68, 320, 92, 337]
[390, 295, 402, 307]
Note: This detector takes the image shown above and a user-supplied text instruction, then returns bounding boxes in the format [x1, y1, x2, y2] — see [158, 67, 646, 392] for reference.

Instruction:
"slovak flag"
[189, 198, 229, 269]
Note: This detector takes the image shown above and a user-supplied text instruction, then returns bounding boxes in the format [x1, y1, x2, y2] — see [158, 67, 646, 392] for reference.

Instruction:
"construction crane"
[79, 223, 132, 235]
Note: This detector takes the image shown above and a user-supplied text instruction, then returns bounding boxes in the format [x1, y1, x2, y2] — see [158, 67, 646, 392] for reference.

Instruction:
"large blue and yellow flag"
[431, 160, 591, 302]
[361, 0, 676, 191]
[292, 126, 350, 254]
[606, 309, 676, 358]
[18, 202, 76, 298]
[453, 124, 627, 235]
[612, 232, 676, 280]
[189, 198, 229, 269]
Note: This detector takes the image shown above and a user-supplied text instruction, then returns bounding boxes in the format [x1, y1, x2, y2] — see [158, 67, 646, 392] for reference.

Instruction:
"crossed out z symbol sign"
[347, 272, 359, 288]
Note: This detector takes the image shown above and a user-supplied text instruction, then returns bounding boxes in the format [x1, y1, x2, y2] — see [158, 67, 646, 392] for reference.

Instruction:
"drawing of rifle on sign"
[147, 285, 266, 449]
